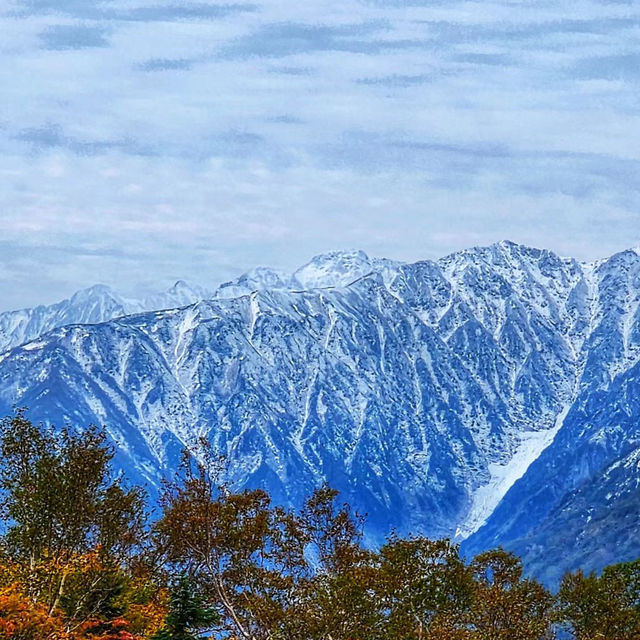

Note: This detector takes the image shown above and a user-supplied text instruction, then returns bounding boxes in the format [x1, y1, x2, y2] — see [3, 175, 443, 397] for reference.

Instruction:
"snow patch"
[455, 408, 567, 540]
[21, 341, 47, 351]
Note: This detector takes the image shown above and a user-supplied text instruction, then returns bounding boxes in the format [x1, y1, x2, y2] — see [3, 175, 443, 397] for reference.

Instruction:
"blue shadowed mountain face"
[0, 242, 639, 580]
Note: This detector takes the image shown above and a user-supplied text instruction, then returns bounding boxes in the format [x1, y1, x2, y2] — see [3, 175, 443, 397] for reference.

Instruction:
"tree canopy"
[0, 410, 636, 640]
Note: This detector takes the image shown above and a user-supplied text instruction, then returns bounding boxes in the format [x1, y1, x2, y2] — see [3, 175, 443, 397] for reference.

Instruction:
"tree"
[470, 549, 555, 640]
[559, 559, 640, 639]
[294, 487, 383, 640]
[0, 410, 147, 633]
[152, 575, 218, 640]
[377, 537, 475, 639]
[13, 411, 640, 640]
[154, 448, 309, 640]
[0, 582, 65, 640]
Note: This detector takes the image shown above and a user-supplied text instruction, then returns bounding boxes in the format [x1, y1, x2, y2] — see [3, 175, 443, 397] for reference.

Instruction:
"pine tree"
[152, 575, 218, 640]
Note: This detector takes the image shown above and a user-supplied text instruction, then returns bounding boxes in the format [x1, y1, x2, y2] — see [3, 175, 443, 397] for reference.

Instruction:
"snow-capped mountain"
[143, 280, 213, 311]
[216, 267, 297, 299]
[0, 251, 394, 353]
[292, 249, 400, 290]
[1, 242, 640, 580]
[215, 250, 400, 298]
[0, 281, 212, 354]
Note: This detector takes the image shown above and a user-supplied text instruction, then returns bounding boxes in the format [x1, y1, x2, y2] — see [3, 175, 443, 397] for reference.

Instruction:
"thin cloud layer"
[1, 0, 639, 310]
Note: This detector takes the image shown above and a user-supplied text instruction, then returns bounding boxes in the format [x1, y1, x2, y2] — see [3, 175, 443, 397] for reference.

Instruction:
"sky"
[1, 0, 639, 310]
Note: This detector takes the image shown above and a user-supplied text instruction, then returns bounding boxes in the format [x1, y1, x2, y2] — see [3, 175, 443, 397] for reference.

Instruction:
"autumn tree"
[0, 581, 65, 639]
[377, 537, 475, 640]
[559, 559, 640, 640]
[10, 412, 640, 640]
[0, 410, 149, 634]
[470, 549, 555, 640]
[293, 487, 383, 640]
[154, 447, 310, 640]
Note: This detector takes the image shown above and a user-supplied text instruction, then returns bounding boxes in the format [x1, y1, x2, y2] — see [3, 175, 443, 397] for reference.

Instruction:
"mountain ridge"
[0, 280, 213, 354]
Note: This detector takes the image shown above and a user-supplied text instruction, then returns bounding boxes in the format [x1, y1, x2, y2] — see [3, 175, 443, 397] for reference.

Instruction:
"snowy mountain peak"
[238, 266, 295, 290]
[216, 267, 295, 300]
[70, 283, 119, 300]
[215, 250, 398, 300]
[293, 249, 377, 289]
[148, 280, 213, 308]
[0, 280, 213, 354]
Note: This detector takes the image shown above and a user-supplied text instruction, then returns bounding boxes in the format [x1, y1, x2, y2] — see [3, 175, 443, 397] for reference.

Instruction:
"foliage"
[154, 446, 310, 639]
[470, 549, 555, 640]
[0, 411, 638, 640]
[0, 582, 64, 639]
[152, 575, 218, 640]
[559, 559, 640, 639]
[153, 448, 556, 640]
[0, 410, 164, 639]
[378, 536, 475, 639]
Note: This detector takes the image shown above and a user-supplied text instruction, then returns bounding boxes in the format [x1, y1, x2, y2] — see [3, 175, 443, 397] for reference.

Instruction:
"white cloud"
[0, 0, 639, 310]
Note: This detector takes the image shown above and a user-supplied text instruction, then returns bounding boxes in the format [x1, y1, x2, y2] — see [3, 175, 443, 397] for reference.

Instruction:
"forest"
[0, 411, 638, 640]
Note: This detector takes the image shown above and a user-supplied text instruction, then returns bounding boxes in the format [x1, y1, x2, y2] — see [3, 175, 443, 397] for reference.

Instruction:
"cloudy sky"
[1, 0, 639, 310]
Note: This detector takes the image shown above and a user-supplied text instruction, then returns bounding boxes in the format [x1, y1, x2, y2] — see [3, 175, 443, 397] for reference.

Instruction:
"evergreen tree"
[152, 575, 218, 640]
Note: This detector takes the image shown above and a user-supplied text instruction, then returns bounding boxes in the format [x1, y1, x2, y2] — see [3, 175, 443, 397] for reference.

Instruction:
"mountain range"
[1, 243, 639, 585]
[0, 280, 213, 354]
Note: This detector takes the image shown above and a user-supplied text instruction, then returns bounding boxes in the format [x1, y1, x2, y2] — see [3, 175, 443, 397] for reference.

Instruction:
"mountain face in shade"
[500, 444, 640, 587]
[1, 242, 640, 582]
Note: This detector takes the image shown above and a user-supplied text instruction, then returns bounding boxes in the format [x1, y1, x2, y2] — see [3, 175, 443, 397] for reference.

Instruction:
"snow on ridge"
[293, 249, 374, 290]
[19, 340, 48, 351]
[0, 280, 213, 354]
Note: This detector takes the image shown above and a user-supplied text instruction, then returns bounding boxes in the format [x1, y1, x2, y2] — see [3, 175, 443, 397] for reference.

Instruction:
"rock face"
[1, 242, 640, 580]
[461, 248, 640, 578]
[501, 445, 640, 587]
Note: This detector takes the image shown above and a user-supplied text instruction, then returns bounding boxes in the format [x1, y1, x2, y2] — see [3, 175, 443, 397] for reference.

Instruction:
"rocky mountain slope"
[461, 249, 640, 566]
[505, 444, 640, 586]
[1, 242, 639, 580]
